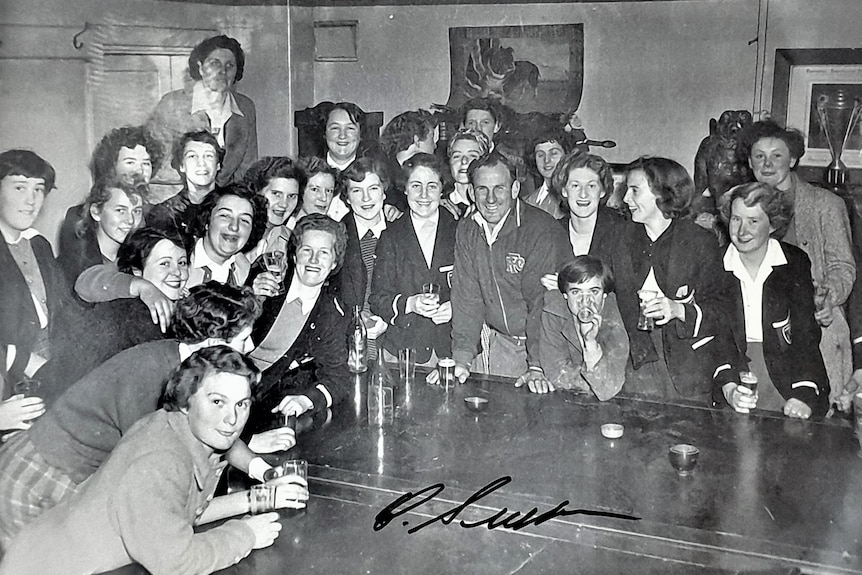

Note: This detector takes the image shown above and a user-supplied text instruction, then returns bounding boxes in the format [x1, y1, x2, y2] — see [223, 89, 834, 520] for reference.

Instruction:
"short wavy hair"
[739, 120, 805, 166]
[551, 152, 614, 201]
[0, 149, 56, 193]
[527, 129, 578, 177]
[380, 110, 436, 157]
[243, 156, 307, 196]
[446, 128, 491, 159]
[466, 151, 516, 184]
[76, 176, 147, 238]
[558, 255, 615, 294]
[337, 156, 390, 203]
[90, 126, 163, 182]
[188, 35, 245, 83]
[718, 181, 794, 240]
[193, 184, 268, 254]
[625, 156, 694, 220]
[460, 97, 503, 127]
[401, 152, 446, 184]
[170, 130, 224, 173]
[171, 282, 262, 344]
[162, 345, 259, 411]
[117, 227, 189, 275]
[290, 213, 348, 274]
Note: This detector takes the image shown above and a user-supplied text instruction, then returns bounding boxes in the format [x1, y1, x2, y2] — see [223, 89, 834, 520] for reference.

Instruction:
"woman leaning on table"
[716, 182, 829, 419]
[740, 120, 855, 407]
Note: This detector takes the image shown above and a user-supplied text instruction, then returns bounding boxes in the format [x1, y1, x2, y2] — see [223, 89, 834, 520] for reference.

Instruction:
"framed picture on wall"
[786, 64, 862, 168]
[445, 23, 583, 116]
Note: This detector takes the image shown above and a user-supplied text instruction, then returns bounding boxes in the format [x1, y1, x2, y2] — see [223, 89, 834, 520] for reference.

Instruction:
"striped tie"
[359, 229, 379, 359]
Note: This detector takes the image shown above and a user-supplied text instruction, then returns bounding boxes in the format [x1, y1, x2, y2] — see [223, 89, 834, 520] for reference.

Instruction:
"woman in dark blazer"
[370, 154, 457, 364]
[717, 181, 829, 419]
[613, 157, 732, 404]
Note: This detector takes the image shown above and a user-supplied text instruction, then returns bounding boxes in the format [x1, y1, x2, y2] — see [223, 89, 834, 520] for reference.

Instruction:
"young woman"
[370, 153, 457, 365]
[57, 176, 145, 285]
[522, 129, 576, 219]
[443, 128, 490, 217]
[613, 157, 731, 404]
[286, 156, 338, 229]
[243, 156, 304, 260]
[717, 181, 829, 419]
[36, 227, 190, 401]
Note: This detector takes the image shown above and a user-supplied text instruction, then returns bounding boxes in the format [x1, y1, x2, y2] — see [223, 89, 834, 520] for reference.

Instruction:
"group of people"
[0, 32, 859, 574]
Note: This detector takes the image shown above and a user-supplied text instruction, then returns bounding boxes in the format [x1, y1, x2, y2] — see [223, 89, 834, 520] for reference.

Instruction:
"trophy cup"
[814, 90, 862, 188]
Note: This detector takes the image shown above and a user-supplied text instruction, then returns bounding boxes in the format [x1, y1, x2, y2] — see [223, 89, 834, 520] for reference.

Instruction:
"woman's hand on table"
[783, 398, 812, 420]
[248, 428, 297, 454]
[0, 395, 45, 431]
[722, 383, 757, 413]
[515, 368, 555, 394]
[274, 394, 313, 418]
[643, 296, 685, 325]
[242, 512, 283, 549]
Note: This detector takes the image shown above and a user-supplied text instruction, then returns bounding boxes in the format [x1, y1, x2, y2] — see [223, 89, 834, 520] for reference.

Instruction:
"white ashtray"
[601, 423, 624, 439]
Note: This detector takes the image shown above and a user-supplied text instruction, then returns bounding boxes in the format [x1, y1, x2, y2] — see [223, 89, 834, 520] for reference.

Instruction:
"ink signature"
[374, 476, 639, 534]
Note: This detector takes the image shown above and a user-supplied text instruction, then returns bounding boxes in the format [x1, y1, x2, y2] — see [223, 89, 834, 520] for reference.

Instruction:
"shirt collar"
[410, 209, 439, 231]
[284, 271, 323, 315]
[2, 227, 40, 245]
[327, 152, 356, 172]
[190, 81, 243, 117]
[472, 199, 519, 246]
[193, 238, 238, 271]
[354, 214, 387, 239]
[723, 238, 787, 275]
[450, 183, 471, 206]
[178, 342, 193, 362]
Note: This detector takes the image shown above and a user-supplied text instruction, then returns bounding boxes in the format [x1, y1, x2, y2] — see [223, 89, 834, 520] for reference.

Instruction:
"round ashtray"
[464, 396, 489, 412]
[601, 423, 624, 439]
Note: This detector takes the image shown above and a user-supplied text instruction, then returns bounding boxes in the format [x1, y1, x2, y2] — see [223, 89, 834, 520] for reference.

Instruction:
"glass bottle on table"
[347, 305, 368, 373]
[368, 351, 395, 425]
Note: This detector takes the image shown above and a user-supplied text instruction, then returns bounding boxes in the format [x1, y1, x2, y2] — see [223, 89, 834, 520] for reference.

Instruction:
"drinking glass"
[398, 348, 416, 382]
[422, 283, 441, 305]
[437, 357, 456, 389]
[13, 377, 41, 397]
[249, 484, 276, 514]
[262, 250, 287, 295]
[637, 290, 657, 331]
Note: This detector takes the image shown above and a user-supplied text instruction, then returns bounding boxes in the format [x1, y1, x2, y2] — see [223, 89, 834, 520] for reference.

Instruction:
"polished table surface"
[110, 369, 862, 574]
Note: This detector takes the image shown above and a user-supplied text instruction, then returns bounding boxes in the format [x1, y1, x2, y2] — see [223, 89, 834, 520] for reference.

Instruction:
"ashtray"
[601, 423, 624, 439]
[464, 396, 489, 412]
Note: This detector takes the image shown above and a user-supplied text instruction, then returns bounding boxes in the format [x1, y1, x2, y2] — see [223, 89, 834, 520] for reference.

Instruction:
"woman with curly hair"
[243, 156, 305, 261]
[613, 156, 732, 404]
[716, 181, 829, 419]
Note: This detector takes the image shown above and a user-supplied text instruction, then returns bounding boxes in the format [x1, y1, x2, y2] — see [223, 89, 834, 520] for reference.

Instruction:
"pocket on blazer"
[772, 314, 792, 350]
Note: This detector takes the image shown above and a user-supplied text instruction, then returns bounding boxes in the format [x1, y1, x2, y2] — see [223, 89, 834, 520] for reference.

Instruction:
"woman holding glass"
[613, 157, 731, 403]
[243, 156, 304, 262]
[717, 181, 829, 419]
[740, 120, 854, 406]
[370, 153, 457, 365]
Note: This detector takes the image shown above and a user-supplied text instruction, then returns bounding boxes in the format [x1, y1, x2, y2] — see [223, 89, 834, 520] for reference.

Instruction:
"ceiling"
[157, 0, 675, 6]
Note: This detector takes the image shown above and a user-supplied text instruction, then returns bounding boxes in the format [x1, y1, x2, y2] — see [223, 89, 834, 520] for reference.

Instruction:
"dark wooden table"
[112, 370, 862, 574]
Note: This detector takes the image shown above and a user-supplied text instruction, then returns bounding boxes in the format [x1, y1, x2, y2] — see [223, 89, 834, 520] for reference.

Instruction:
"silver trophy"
[815, 90, 862, 187]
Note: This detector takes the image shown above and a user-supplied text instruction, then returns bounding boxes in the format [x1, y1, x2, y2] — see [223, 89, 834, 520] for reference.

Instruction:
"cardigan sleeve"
[817, 191, 855, 307]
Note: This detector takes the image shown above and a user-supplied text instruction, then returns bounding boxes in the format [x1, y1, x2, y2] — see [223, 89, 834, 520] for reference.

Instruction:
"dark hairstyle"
[337, 156, 391, 203]
[171, 281, 262, 344]
[290, 213, 348, 274]
[738, 120, 805, 167]
[0, 149, 56, 193]
[170, 131, 224, 173]
[243, 156, 307, 196]
[551, 152, 614, 201]
[466, 151, 516, 184]
[401, 153, 446, 185]
[162, 345, 258, 411]
[718, 181, 794, 240]
[296, 156, 338, 216]
[380, 110, 436, 157]
[326, 102, 364, 128]
[558, 255, 615, 293]
[188, 35, 245, 83]
[117, 227, 189, 274]
[76, 176, 147, 239]
[193, 184, 268, 255]
[625, 156, 694, 220]
[527, 129, 578, 179]
[460, 97, 503, 127]
[89, 126, 162, 182]
[446, 128, 491, 159]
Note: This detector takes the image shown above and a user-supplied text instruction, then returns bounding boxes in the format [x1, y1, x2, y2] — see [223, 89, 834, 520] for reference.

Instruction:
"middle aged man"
[447, 152, 569, 389]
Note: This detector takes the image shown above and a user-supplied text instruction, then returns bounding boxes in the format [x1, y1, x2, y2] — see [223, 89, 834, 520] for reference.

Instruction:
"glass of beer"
[637, 290, 657, 331]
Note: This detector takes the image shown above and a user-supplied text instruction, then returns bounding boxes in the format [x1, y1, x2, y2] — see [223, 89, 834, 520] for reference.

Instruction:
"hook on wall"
[72, 22, 90, 50]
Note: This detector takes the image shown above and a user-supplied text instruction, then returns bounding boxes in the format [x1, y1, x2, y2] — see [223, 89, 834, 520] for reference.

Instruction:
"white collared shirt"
[411, 210, 439, 268]
[450, 184, 471, 206]
[354, 214, 387, 240]
[191, 81, 244, 148]
[326, 152, 356, 173]
[473, 209, 511, 247]
[723, 238, 787, 343]
[283, 271, 324, 315]
[534, 182, 550, 205]
[191, 238, 238, 286]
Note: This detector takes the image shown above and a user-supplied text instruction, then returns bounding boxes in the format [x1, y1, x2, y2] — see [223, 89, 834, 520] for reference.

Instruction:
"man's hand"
[722, 382, 757, 414]
[131, 278, 173, 333]
[783, 397, 812, 419]
[252, 272, 282, 298]
[0, 395, 45, 431]
[248, 427, 297, 453]
[242, 512, 283, 549]
[383, 204, 404, 222]
[429, 301, 452, 325]
[515, 368, 555, 394]
[273, 394, 314, 418]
